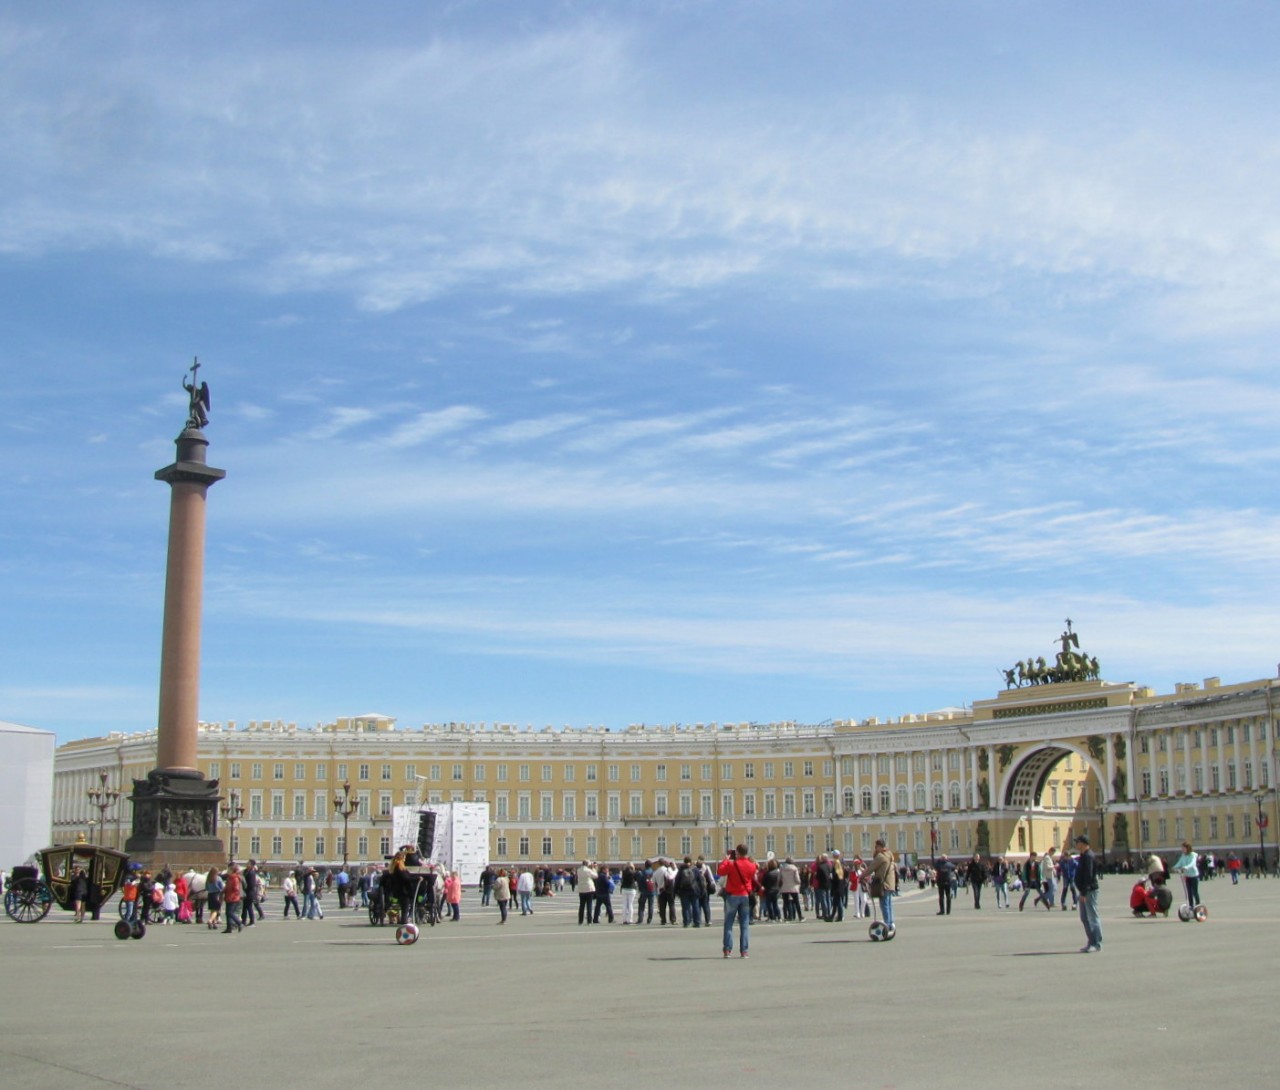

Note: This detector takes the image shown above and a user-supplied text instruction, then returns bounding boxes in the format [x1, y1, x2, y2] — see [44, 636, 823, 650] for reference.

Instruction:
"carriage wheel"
[4, 883, 53, 923]
[395, 923, 420, 946]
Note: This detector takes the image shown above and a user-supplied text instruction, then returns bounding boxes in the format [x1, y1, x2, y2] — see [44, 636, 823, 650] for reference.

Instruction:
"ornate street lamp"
[86, 770, 120, 849]
[719, 817, 736, 852]
[1253, 789, 1270, 874]
[334, 781, 360, 870]
[926, 814, 940, 863]
[220, 790, 244, 865]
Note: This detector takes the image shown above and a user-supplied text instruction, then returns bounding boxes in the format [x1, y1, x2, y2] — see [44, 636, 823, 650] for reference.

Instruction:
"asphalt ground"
[2, 875, 1276, 1090]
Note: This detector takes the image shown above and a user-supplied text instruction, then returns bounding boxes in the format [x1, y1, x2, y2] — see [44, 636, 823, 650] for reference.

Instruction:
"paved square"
[2, 877, 1275, 1090]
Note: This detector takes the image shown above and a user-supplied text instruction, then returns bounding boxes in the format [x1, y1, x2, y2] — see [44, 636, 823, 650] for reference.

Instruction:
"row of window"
[209, 752, 984, 786]
[1138, 721, 1268, 752]
[1138, 761, 1271, 796]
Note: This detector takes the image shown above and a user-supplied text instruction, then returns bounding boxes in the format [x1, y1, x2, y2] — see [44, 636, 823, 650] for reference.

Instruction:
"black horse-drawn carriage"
[4, 843, 130, 923]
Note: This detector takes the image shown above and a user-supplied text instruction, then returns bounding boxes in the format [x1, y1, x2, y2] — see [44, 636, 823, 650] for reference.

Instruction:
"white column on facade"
[986, 746, 999, 811]
[870, 755, 879, 820]
[969, 747, 980, 809]
[1105, 734, 1116, 803]
[1249, 719, 1260, 790]
[957, 747, 967, 811]
[1182, 729, 1193, 797]
[1124, 729, 1136, 803]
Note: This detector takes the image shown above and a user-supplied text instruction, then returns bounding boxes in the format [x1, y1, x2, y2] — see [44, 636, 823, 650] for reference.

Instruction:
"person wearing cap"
[1073, 835, 1102, 952]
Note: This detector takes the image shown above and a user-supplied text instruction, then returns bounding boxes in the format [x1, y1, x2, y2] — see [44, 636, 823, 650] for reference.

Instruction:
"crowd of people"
[96, 835, 1267, 957]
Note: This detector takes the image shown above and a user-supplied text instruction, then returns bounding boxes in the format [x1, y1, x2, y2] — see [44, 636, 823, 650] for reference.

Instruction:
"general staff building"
[54, 672, 1280, 870]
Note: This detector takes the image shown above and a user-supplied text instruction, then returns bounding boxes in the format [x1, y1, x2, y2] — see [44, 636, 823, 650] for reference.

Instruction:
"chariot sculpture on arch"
[1003, 619, 1101, 687]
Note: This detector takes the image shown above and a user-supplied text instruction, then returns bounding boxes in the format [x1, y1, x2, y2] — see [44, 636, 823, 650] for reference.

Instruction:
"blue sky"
[4, 2, 1280, 745]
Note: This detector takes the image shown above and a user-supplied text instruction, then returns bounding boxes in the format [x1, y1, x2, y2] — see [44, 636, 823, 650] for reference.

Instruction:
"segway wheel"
[1193, 905, 1209, 922]
[882, 925, 897, 941]
[113, 920, 133, 941]
[869, 921, 887, 942]
[130, 920, 147, 939]
[395, 923, 420, 946]
[1177, 904, 1194, 922]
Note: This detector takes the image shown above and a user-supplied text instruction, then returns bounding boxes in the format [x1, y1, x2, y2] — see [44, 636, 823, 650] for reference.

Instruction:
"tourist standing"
[517, 868, 535, 915]
[576, 860, 597, 925]
[934, 854, 956, 915]
[70, 866, 90, 923]
[241, 861, 261, 925]
[1073, 834, 1102, 953]
[619, 863, 638, 924]
[444, 870, 462, 921]
[636, 861, 655, 924]
[1058, 850, 1079, 910]
[205, 868, 224, 930]
[593, 866, 615, 923]
[222, 864, 243, 933]
[494, 869, 510, 924]
[718, 844, 758, 958]
[677, 858, 704, 927]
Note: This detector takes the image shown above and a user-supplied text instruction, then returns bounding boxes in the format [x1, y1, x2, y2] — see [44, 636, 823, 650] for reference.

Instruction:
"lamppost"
[719, 818, 736, 853]
[220, 790, 244, 865]
[86, 770, 120, 849]
[1252, 789, 1269, 874]
[334, 781, 359, 871]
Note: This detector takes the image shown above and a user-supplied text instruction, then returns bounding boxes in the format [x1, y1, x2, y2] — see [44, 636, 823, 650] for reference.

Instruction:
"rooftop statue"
[1003, 619, 1100, 687]
[183, 357, 210, 430]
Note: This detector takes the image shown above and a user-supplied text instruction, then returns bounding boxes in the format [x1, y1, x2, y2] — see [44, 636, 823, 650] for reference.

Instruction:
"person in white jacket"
[516, 868, 536, 915]
[576, 862, 597, 925]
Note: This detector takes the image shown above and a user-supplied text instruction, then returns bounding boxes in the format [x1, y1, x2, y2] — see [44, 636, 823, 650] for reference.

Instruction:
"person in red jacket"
[717, 844, 759, 959]
[222, 863, 244, 934]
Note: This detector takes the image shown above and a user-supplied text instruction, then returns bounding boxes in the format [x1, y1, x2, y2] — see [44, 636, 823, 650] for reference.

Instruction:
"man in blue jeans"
[718, 844, 759, 958]
[1073, 834, 1102, 952]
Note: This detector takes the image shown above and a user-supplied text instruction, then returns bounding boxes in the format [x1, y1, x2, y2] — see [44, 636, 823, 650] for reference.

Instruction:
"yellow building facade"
[53, 672, 1279, 870]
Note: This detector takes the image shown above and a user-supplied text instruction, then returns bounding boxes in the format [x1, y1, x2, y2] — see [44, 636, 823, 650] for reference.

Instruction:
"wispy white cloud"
[381, 405, 488, 449]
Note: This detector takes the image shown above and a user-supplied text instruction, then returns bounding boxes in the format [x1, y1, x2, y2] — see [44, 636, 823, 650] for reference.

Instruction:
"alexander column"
[125, 361, 226, 865]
